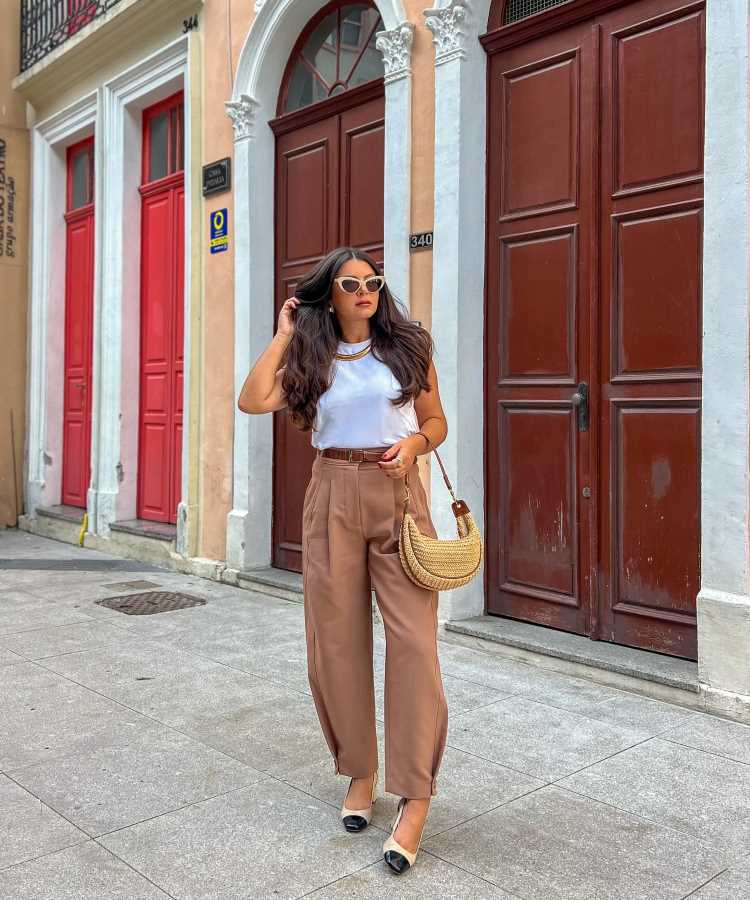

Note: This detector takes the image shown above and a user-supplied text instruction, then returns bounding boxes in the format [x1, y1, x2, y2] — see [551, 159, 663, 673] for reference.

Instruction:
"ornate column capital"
[423, 0, 470, 64]
[225, 93, 260, 142]
[375, 21, 415, 82]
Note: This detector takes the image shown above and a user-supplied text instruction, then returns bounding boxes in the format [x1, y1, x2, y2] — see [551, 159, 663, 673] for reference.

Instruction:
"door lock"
[571, 381, 589, 432]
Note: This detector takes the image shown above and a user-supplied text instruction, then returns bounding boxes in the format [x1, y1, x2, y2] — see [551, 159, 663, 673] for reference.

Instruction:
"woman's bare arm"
[413, 357, 448, 453]
[237, 333, 291, 414]
[237, 297, 300, 414]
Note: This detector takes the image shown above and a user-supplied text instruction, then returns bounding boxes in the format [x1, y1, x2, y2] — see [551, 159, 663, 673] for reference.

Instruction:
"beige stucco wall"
[198, 0, 437, 560]
[0, 0, 29, 527]
[405, 0, 435, 333]
[197, 0, 254, 561]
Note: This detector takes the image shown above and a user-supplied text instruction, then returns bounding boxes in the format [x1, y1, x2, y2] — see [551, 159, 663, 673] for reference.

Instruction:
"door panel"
[611, 8, 704, 196]
[501, 405, 578, 600]
[486, 0, 703, 658]
[500, 53, 581, 220]
[486, 23, 596, 636]
[339, 99, 385, 253]
[272, 94, 385, 573]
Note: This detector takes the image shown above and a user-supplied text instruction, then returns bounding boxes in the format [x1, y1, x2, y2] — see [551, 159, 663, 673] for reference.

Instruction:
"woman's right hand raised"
[277, 296, 301, 338]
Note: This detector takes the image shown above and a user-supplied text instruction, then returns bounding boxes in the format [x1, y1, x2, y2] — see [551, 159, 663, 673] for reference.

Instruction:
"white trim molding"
[26, 93, 97, 518]
[422, 0, 491, 621]
[226, 0, 412, 572]
[93, 36, 191, 544]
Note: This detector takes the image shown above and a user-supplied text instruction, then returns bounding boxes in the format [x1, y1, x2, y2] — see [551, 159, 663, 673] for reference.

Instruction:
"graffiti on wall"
[0, 138, 19, 259]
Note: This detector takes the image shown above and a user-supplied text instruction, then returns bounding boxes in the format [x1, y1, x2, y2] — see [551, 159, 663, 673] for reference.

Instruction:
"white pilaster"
[697, 1, 750, 714]
[376, 21, 414, 309]
[423, 0, 491, 620]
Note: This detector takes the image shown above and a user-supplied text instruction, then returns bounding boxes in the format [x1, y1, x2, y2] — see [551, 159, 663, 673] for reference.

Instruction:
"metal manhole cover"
[95, 591, 208, 615]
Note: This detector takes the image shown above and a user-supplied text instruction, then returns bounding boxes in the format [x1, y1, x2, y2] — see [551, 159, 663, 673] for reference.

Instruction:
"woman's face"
[330, 260, 381, 324]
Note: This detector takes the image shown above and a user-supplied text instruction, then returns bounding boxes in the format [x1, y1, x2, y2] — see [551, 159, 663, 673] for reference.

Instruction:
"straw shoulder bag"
[399, 446, 483, 591]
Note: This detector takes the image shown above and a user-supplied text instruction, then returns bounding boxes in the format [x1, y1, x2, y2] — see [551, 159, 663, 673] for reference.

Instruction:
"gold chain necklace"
[335, 342, 372, 361]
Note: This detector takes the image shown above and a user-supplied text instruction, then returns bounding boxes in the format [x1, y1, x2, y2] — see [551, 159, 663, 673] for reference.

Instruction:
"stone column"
[423, 0, 491, 621]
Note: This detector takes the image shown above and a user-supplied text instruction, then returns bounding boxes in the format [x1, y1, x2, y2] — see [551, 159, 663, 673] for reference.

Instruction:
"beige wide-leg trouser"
[301, 448, 449, 798]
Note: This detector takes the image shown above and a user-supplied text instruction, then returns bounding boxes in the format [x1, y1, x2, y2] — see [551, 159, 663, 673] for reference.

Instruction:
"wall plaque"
[202, 157, 231, 197]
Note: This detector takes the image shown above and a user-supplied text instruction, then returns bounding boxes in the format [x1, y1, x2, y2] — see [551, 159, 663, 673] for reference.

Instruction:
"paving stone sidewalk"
[1, 530, 749, 900]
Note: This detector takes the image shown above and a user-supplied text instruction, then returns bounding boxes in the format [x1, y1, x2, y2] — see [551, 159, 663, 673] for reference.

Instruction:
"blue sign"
[210, 208, 228, 254]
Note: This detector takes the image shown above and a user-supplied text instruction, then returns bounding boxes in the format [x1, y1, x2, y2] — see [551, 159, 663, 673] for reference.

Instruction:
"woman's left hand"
[378, 440, 416, 478]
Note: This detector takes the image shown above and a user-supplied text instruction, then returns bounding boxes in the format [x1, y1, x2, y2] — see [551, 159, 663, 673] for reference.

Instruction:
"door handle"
[571, 381, 589, 432]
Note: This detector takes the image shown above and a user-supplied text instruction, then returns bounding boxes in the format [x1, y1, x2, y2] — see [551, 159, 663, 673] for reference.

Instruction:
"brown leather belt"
[319, 446, 389, 462]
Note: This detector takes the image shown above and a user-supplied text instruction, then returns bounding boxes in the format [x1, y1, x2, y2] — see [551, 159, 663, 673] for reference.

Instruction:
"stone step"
[237, 566, 304, 603]
[443, 614, 701, 709]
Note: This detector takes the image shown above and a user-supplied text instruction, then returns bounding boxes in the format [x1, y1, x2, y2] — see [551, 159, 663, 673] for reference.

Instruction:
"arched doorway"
[270, 1, 387, 572]
[482, 0, 704, 659]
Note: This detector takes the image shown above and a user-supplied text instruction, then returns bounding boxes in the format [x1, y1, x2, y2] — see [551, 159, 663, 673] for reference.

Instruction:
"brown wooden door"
[271, 89, 385, 572]
[485, 0, 703, 659]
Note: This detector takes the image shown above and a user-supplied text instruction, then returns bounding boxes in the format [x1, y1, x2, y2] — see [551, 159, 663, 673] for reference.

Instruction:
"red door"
[484, 0, 704, 659]
[61, 137, 95, 508]
[137, 93, 184, 524]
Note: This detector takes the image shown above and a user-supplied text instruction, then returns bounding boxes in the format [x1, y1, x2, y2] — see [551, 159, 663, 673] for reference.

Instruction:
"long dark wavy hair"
[281, 246, 434, 434]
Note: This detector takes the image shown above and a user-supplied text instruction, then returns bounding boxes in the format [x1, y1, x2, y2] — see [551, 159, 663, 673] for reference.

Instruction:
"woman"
[237, 246, 449, 874]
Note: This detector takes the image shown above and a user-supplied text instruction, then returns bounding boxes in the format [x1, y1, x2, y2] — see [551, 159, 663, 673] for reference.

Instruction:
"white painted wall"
[697, 0, 750, 712]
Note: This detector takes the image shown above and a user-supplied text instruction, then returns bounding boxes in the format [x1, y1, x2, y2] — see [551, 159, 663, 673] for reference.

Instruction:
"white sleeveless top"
[311, 338, 419, 449]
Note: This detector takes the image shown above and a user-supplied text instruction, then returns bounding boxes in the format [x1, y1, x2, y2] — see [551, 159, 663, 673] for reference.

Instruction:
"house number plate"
[409, 231, 433, 252]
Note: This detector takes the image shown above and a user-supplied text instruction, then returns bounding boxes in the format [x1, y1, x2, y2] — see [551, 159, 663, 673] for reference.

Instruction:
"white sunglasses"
[333, 275, 386, 295]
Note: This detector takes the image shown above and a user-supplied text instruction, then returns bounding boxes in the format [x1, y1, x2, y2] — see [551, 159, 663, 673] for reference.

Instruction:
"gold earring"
[329, 304, 333, 313]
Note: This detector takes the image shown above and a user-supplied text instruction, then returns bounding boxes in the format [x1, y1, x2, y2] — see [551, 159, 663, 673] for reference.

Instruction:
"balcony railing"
[20, 0, 123, 72]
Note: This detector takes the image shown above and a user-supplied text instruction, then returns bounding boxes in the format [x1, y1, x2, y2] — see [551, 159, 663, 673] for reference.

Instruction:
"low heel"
[341, 769, 378, 832]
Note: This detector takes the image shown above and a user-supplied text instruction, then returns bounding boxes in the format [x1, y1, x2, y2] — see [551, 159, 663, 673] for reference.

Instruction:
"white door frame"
[26, 93, 97, 518]
[93, 37, 192, 544]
